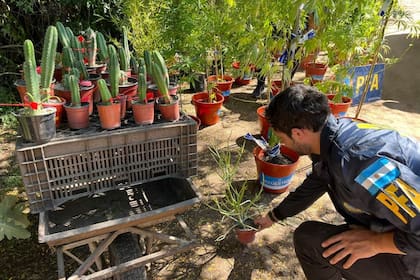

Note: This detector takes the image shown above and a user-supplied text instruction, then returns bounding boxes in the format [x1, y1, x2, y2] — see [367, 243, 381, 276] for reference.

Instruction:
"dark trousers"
[293, 221, 417, 280]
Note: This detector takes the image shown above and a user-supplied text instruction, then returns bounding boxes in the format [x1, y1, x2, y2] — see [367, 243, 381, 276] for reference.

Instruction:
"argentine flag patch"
[355, 158, 400, 195]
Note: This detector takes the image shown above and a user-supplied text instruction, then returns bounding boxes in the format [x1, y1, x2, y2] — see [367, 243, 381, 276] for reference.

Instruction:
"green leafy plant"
[0, 195, 30, 241]
[314, 79, 353, 104]
[207, 141, 263, 241]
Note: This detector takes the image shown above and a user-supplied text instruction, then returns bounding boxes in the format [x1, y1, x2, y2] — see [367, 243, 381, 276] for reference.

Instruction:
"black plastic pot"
[14, 108, 56, 144]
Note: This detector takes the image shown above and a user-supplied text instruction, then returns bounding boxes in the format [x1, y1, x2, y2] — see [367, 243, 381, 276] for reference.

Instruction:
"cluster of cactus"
[137, 58, 147, 103]
[147, 50, 171, 104]
[84, 27, 97, 67]
[23, 25, 58, 112]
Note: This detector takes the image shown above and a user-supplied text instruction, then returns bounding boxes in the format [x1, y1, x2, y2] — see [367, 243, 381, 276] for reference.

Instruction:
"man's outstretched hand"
[254, 214, 274, 230]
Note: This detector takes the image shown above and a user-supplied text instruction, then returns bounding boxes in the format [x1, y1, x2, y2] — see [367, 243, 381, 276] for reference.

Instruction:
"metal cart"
[16, 115, 199, 279]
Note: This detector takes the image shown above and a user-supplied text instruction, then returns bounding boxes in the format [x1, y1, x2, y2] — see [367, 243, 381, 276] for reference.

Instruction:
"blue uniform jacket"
[272, 115, 420, 277]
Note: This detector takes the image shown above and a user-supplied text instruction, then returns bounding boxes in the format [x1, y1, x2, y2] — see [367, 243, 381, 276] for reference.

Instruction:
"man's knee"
[293, 220, 323, 250]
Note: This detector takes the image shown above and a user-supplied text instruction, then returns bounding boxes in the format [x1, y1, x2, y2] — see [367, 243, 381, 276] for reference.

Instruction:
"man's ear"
[291, 127, 304, 139]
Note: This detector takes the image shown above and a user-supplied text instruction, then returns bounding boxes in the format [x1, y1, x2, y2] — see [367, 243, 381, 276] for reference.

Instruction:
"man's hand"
[254, 214, 274, 230]
[321, 229, 401, 269]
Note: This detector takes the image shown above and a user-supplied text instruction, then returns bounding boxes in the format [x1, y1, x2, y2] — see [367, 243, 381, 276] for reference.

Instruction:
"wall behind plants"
[0, 0, 125, 109]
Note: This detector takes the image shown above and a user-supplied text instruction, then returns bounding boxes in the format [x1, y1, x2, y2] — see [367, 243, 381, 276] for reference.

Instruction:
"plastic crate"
[16, 117, 197, 213]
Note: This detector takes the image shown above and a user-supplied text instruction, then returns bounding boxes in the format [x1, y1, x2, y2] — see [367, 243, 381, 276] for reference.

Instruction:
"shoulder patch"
[355, 158, 400, 195]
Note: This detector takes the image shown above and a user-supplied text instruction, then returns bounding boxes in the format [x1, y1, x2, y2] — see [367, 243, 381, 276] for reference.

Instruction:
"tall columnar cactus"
[144, 50, 153, 79]
[63, 68, 80, 89]
[151, 50, 170, 104]
[70, 35, 84, 62]
[137, 58, 147, 102]
[122, 26, 130, 70]
[108, 44, 120, 98]
[118, 47, 129, 72]
[62, 46, 76, 74]
[130, 56, 138, 74]
[56, 21, 70, 48]
[84, 27, 97, 67]
[68, 74, 81, 107]
[23, 40, 40, 105]
[40, 25, 58, 95]
[96, 31, 108, 62]
[97, 78, 113, 104]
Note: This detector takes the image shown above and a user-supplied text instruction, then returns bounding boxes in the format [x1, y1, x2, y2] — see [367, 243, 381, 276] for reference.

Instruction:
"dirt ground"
[1, 63, 419, 279]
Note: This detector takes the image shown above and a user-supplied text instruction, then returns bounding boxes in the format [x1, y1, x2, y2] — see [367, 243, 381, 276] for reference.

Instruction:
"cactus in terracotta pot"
[137, 58, 147, 103]
[151, 50, 171, 104]
[97, 79, 113, 105]
[68, 74, 81, 107]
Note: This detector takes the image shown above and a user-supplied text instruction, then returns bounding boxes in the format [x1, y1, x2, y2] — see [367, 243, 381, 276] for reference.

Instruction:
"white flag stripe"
[360, 161, 397, 190]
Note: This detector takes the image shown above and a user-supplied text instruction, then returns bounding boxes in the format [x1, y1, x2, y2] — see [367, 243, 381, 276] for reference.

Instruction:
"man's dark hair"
[265, 84, 330, 137]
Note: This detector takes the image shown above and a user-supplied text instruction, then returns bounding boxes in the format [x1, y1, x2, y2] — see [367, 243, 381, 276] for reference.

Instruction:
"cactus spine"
[108, 45, 120, 98]
[84, 27, 97, 66]
[23, 40, 40, 105]
[151, 50, 170, 104]
[40, 25, 58, 95]
[137, 58, 147, 103]
[68, 74, 81, 107]
[96, 31, 108, 62]
[97, 78, 113, 104]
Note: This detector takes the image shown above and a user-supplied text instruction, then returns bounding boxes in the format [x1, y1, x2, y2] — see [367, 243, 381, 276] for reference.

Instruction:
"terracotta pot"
[207, 75, 234, 102]
[191, 92, 224, 126]
[132, 100, 154, 125]
[87, 63, 107, 75]
[235, 228, 257, 245]
[116, 94, 127, 119]
[256, 105, 270, 140]
[305, 63, 327, 84]
[15, 79, 55, 103]
[253, 146, 300, 193]
[158, 96, 180, 122]
[54, 83, 95, 116]
[118, 77, 138, 97]
[97, 102, 121, 130]
[42, 96, 66, 128]
[149, 83, 178, 99]
[64, 102, 90, 129]
[327, 94, 353, 117]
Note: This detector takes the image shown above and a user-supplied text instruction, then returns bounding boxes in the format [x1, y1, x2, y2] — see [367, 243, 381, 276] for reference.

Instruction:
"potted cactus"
[132, 58, 154, 125]
[63, 74, 90, 129]
[53, 46, 96, 115]
[148, 50, 180, 121]
[97, 78, 121, 129]
[13, 33, 57, 144]
[107, 44, 137, 116]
